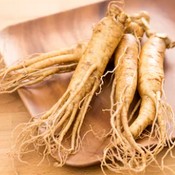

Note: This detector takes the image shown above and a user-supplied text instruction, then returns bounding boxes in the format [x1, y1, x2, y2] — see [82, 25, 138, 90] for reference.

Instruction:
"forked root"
[0, 63, 77, 93]
[102, 93, 175, 174]
[101, 14, 175, 173]
[0, 43, 85, 74]
[0, 43, 86, 93]
[15, 0, 127, 167]
[15, 65, 100, 166]
[102, 102, 147, 173]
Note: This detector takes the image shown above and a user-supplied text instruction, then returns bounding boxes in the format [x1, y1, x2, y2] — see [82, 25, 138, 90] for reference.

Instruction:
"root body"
[102, 34, 175, 173]
[16, 3, 127, 166]
[0, 43, 86, 93]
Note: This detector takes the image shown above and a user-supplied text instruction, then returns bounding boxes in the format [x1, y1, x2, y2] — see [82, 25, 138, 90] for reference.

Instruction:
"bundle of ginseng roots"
[0, 1, 175, 174]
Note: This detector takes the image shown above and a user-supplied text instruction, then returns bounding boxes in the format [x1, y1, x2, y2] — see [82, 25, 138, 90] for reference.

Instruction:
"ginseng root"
[101, 33, 141, 173]
[0, 43, 86, 93]
[102, 31, 175, 173]
[15, 2, 127, 166]
[101, 12, 151, 173]
[129, 33, 175, 166]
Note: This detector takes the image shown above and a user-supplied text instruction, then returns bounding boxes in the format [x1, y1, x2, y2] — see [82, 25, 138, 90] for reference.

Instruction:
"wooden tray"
[0, 0, 175, 167]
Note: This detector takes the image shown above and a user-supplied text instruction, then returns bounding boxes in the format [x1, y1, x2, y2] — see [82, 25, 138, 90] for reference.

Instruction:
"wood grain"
[1, 0, 175, 174]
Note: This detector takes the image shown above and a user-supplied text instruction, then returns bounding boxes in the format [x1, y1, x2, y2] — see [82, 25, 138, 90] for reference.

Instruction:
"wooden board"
[0, 0, 175, 167]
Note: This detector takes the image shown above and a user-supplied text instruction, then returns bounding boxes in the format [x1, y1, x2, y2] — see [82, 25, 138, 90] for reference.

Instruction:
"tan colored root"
[70, 79, 98, 151]
[0, 63, 77, 93]
[102, 85, 145, 173]
[0, 42, 86, 93]
[102, 102, 147, 173]
[102, 32, 143, 173]
[103, 93, 175, 173]
[121, 105, 146, 166]
[145, 97, 175, 169]
[146, 92, 166, 153]
[126, 11, 150, 39]
[157, 101, 175, 168]
[109, 47, 128, 115]
[16, 53, 79, 73]
[15, 65, 98, 166]
[128, 35, 175, 172]
[128, 99, 141, 123]
[0, 43, 85, 75]
[15, 0, 127, 166]
[101, 18, 175, 174]
[102, 28, 175, 174]
[0, 54, 79, 93]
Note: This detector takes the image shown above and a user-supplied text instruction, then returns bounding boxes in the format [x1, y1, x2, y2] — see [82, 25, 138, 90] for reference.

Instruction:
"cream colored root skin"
[15, 3, 127, 167]
[118, 35, 175, 172]
[102, 33, 141, 173]
[0, 43, 86, 93]
[101, 14, 175, 174]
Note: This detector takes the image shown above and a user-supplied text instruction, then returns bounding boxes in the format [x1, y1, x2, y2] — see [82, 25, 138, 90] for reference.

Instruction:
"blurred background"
[0, 0, 104, 29]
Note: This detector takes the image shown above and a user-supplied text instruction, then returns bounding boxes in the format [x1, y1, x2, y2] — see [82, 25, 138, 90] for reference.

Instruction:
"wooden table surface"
[0, 0, 175, 175]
